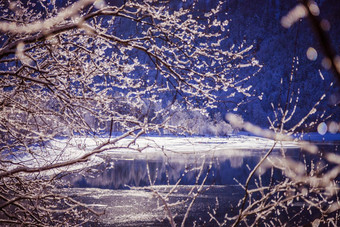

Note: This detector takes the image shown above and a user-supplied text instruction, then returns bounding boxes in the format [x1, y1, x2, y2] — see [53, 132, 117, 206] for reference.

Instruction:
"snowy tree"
[0, 0, 260, 225]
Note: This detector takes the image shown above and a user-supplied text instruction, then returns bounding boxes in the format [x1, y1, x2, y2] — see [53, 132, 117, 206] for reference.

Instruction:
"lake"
[61, 136, 339, 226]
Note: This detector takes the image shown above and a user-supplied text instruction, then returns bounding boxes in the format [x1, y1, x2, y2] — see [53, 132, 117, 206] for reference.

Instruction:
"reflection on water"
[65, 145, 339, 226]
[68, 148, 290, 189]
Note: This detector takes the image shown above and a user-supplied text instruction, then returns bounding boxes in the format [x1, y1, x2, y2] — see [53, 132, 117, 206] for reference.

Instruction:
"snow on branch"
[0, 0, 96, 34]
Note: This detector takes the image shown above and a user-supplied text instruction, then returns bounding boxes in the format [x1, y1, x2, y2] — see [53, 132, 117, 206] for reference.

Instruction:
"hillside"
[222, 0, 340, 129]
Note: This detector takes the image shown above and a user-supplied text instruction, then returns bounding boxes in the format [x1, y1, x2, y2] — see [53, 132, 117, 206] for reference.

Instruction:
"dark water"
[69, 149, 286, 189]
[65, 144, 339, 226]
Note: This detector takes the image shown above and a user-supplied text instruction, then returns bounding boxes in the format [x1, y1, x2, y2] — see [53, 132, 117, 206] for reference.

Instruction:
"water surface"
[64, 140, 339, 226]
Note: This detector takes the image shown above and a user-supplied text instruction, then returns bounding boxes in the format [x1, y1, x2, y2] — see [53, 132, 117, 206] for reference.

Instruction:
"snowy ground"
[11, 133, 339, 174]
[61, 135, 298, 171]
[62, 134, 301, 156]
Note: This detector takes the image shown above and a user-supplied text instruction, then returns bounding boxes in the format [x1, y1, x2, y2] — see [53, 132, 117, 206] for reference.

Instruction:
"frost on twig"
[223, 114, 340, 226]
[0, 0, 260, 225]
[0, 0, 96, 34]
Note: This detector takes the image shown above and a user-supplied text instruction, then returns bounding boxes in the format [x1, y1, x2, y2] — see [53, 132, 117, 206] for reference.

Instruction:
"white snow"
[10, 133, 332, 174]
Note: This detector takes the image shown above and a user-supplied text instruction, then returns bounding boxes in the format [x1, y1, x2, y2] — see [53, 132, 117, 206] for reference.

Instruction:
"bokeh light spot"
[320, 19, 330, 31]
[317, 122, 327, 135]
[306, 47, 317, 61]
[334, 55, 340, 74]
[328, 122, 339, 134]
[308, 1, 320, 16]
[281, 4, 307, 28]
[94, 0, 106, 9]
[322, 57, 331, 69]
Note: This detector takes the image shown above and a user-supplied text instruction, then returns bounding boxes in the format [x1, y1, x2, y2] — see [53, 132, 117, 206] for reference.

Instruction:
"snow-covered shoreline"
[7, 133, 339, 175]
